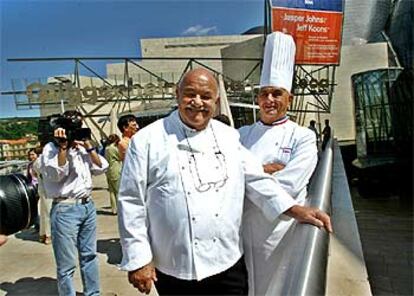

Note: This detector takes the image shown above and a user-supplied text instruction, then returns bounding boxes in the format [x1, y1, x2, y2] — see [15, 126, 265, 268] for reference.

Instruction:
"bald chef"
[239, 32, 319, 295]
[117, 67, 331, 295]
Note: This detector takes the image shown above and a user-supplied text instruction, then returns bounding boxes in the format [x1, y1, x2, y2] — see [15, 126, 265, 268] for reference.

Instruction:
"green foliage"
[0, 119, 39, 140]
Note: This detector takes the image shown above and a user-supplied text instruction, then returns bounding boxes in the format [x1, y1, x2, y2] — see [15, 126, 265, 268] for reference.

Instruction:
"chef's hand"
[128, 262, 158, 294]
[285, 205, 333, 233]
[263, 162, 285, 174]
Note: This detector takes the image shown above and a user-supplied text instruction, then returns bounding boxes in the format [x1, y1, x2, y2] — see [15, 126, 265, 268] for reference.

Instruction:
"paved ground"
[339, 145, 413, 296]
[1, 163, 412, 296]
[351, 183, 413, 296]
[0, 174, 157, 296]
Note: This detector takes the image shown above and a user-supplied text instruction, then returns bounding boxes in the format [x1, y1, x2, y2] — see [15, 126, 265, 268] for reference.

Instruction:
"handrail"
[325, 141, 372, 295]
[0, 160, 29, 175]
[265, 135, 334, 296]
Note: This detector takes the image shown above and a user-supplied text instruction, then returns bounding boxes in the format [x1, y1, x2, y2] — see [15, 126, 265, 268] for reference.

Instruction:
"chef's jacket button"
[215, 213, 219, 217]
[194, 241, 198, 246]
[187, 192, 191, 195]
[213, 238, 217, 243]
[192, 217, 196, 222]
[181, 166, 185, 170]
[215, 166, 219, 169]
[215, 188, 219, 192]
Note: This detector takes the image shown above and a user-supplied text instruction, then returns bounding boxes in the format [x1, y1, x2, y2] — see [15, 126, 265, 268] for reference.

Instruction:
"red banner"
[272, 7, 343, 65]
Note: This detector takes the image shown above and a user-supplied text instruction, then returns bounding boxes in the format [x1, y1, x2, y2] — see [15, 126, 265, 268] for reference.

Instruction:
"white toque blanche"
[260, 31, 296, 92]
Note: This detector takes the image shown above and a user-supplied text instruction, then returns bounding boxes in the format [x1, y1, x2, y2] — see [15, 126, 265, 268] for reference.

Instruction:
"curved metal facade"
[388, 0, 414, 69]
[342, 0, 392, 45]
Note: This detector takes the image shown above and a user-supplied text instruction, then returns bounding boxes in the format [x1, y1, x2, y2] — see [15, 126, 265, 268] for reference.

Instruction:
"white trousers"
[39, 193, 52, 237]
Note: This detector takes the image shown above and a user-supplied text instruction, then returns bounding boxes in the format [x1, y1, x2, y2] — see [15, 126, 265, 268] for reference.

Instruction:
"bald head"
[176, 68, 220, 131]
[178, 68, 219, 97]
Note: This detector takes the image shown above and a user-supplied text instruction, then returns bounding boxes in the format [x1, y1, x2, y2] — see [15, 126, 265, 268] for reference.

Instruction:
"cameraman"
[40, 110, 108, 296]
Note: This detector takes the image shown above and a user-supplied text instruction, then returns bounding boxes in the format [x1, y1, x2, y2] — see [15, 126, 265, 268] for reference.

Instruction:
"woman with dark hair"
[26, 148, 40, 231]
[27, 148, 39, 187]
[105, 134, 121, 214]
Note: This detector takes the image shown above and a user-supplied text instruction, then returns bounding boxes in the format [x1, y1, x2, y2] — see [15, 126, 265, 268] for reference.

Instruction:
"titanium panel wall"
[342, 0, 392, 45]
[388, 0, 414, 69]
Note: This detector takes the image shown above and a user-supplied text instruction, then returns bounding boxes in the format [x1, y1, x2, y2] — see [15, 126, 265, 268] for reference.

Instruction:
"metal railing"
[0, 160, 29, 176]
[265, 136, 334, 296]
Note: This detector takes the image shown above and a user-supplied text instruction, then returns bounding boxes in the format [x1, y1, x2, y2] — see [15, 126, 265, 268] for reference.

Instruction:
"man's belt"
[53, 197, 91, 205]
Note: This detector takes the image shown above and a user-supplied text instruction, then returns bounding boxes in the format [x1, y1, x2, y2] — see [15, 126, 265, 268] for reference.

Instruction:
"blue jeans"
[51, 200, 100, 296]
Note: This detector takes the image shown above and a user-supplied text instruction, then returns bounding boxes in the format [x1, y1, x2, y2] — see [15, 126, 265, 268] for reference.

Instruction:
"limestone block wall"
[221, 35, 263, 83]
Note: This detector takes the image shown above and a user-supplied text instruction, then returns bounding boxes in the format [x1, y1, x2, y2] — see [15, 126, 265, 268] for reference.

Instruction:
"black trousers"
[155, 257, 248, 296]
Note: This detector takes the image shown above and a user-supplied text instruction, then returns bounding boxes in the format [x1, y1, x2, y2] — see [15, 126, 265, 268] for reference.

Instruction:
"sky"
[0, 0, 266, 119]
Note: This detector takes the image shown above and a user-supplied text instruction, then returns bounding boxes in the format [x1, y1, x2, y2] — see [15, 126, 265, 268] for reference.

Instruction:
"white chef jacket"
[239, 119, 318, 295]
[40, 142, 108, 199]
[117, 110, 297, 281]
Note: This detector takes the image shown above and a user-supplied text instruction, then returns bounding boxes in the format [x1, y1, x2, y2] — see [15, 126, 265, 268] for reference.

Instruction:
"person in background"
[213, 114, 231, 126]
[117, 68, 331, 295]
[32, 146, 52, 245]
[27, 148, 40, 231]
[321, 119, 332, 150]
[239, 32, 318, 295]
[27, 148, 39, 187]
[308, 120, 320, 144]
[117, 114, 139, 161]
[104, 134, 122, 215]
[98, 137, 108, 157]
[40, 110, 108, 296]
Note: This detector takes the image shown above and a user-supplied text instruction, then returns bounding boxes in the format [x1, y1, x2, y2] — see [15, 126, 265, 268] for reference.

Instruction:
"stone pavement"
[0, 174, 157, 296]
[351, 185, 413, 296]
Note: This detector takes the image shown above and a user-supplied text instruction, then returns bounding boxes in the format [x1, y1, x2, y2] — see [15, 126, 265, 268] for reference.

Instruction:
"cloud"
[181, 25, 217, 36]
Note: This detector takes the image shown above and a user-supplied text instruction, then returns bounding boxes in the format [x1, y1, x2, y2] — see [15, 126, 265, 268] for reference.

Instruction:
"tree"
[0, 119, 39, 140]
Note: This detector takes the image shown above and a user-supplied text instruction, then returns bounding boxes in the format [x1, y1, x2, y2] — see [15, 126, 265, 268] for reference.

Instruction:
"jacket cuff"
[119, 242, 153, 271]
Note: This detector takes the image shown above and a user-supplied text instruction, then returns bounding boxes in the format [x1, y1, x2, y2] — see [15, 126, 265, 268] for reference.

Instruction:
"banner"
[271, 0, 344, 65]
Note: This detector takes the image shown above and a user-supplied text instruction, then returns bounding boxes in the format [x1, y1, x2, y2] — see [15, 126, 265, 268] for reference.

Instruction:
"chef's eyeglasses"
[184, 127, 228, 193]
[189, 150, 228, 192]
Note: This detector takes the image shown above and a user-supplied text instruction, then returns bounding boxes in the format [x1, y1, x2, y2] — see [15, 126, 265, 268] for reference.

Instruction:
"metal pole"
[60, 84, 65, 113]
[252, 88, 257, 122]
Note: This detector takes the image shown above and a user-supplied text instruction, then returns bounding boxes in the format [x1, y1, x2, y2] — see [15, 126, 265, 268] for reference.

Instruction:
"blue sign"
[271, 0, 343, 12]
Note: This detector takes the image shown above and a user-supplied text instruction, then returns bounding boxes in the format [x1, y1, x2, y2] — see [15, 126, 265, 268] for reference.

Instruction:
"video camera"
[0, 174, 38, 235]
[38, 112, 91, 146]
[51, 115, 91, 143]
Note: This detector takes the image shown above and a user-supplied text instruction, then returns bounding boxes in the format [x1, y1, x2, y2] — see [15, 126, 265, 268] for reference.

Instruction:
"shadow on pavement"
[96, 210, 117, 216]
[97, 238, 122, 265]
[0, 277, 58, 295]
[14, 228, 39, 243]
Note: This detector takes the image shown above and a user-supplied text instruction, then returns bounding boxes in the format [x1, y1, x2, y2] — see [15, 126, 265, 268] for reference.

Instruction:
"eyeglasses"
[184, 126, 228, 193]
